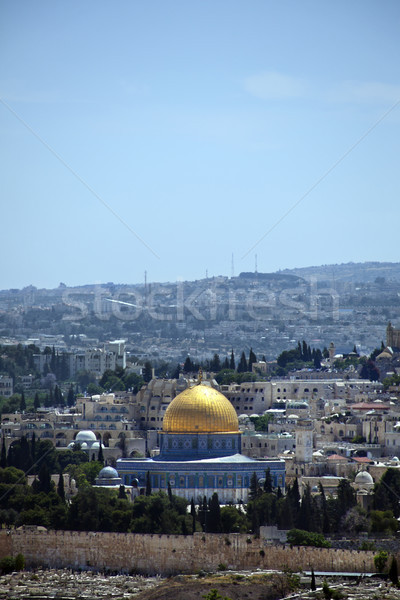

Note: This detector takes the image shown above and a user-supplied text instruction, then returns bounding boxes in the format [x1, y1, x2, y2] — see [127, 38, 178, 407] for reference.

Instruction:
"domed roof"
[355, 470, 373, 485]
[98, 466, 119, 479]
[163, 384, 239, 434]
[76, 430, 97, 442]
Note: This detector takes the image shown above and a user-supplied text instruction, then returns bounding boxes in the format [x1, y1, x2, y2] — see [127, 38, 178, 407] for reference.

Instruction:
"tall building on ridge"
[116, 380, 285, 503]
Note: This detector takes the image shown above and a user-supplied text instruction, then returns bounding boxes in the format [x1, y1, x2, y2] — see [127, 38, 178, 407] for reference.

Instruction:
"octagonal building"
[116, 382, 285, 503]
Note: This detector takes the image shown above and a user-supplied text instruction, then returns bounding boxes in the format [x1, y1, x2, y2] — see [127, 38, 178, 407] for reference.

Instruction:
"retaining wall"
[0, 530, 377, 576]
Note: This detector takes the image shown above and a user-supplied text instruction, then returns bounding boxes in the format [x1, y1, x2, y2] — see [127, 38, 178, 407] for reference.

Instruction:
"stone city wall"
[0, 530, 377, 575]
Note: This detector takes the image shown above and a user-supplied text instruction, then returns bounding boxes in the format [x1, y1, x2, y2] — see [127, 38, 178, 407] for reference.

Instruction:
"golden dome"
[163, 384, 239, 434]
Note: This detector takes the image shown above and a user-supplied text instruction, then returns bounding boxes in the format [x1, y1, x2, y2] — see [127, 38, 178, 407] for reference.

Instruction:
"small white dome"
[76, 430, 97, 442]
[355, 471, 373, 485]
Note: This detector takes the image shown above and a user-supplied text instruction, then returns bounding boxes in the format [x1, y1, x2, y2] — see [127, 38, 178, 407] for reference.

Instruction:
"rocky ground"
[1, 569, 400, 600]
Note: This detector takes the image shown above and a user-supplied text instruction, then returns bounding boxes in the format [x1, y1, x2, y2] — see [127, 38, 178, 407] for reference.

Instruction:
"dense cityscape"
[1, 264, 400, 597]
[2, 0, 399, 596]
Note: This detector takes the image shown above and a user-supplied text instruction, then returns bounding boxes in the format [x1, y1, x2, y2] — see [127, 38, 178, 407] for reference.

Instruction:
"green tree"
[263, 468, 273, 493]
[210, 353, 221, 372]
[146, 471, 152, 496]
[67, 385, 75, 407]
[370, 509, 398, 534]
[389, 555, 399, 586]
[318, 483, 330, 534]
[229, 349, 235, 370]
[298, 484, 315, 532]
[36, 462, 52, 494]
[190, 498, 196, 534]
[57, 472, 65, 502]
[248, 348, 257, 372]
[373, 469, 400, 517]
[374, 550, 388, 573]
[311, 568, 316, 591]
[220, 505, 247, 533]
[118, 485, 127, 500]
[287, 529, 331, 548]
[249, 472, 261, 501]
[98, 440, 104, 464]
[20, 392, 26, 412]
[143, 361, 153, 383]
[208, 493, 222, 533]
[202, 590, 232, 600]
[34, 393, 40, 411]
[14, 553, 25, 571]
[0, 438, 6, 469]
[237, 351, 248, 373]
[336, 478, 356, 520]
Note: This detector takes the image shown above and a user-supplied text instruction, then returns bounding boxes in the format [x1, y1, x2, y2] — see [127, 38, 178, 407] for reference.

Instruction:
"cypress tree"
[143, 361, 153, 383]
[208, 493, 222, 533]
[57, 472, 65, 502]
[291, 478, 301, 507]
[38, 462, 51, 494]
[249, 472, 260, 500]
[298, 483, 313, 531]
[183, 356, 194, 373]
[222, 356, 229, 369]
[318, 482, 330, 534]
[0, 437, 6, 469]
[19, 435, 33, 473]
[190, 498, 196, 534]
[67, 385, 75, 407]
[210, 353, 221, 372]
[20, 391, 26, 412]
[389, 555, 399, 586]
[229, 349, 235, 370]
[248, 348, 257, 372]
[311, 568, 316, 591]
[34, 393, 40, 411]
[237, 351, 248, 373]
[263, 468, 273, 493]
[98, 440, 104, 464]
[168, 481, 173, 502]
[146, 471, 152, 496]
[31, 432, 36, 464]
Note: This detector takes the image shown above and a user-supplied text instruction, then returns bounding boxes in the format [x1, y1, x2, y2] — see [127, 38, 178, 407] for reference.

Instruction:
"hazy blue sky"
[1, 1, 399, 289]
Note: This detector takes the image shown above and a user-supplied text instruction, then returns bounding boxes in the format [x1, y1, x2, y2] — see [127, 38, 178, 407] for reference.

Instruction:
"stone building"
[387, 321, 400, 350]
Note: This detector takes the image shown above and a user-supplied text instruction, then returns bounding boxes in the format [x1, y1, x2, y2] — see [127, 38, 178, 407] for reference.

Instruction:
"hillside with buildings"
[0, 261, 400, 367]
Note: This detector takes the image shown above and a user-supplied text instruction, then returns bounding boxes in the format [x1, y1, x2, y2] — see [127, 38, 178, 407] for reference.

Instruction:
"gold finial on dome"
[197, 367, 203, 385]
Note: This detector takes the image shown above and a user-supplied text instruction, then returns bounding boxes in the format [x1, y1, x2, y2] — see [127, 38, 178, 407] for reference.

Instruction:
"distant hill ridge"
[279, 261, 400, 283]
[1, 261, 400, 293]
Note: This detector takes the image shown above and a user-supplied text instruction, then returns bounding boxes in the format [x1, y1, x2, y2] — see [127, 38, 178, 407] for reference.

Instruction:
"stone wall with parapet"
[0, 530, 376, 576]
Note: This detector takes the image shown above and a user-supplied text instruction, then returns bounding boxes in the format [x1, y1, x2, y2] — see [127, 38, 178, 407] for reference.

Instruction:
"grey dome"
[98, 466, 119, 479]
[355, 471, 373, 485]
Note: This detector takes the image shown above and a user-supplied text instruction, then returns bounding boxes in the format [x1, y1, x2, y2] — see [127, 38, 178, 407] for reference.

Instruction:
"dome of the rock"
[162, 384, 239, 434]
